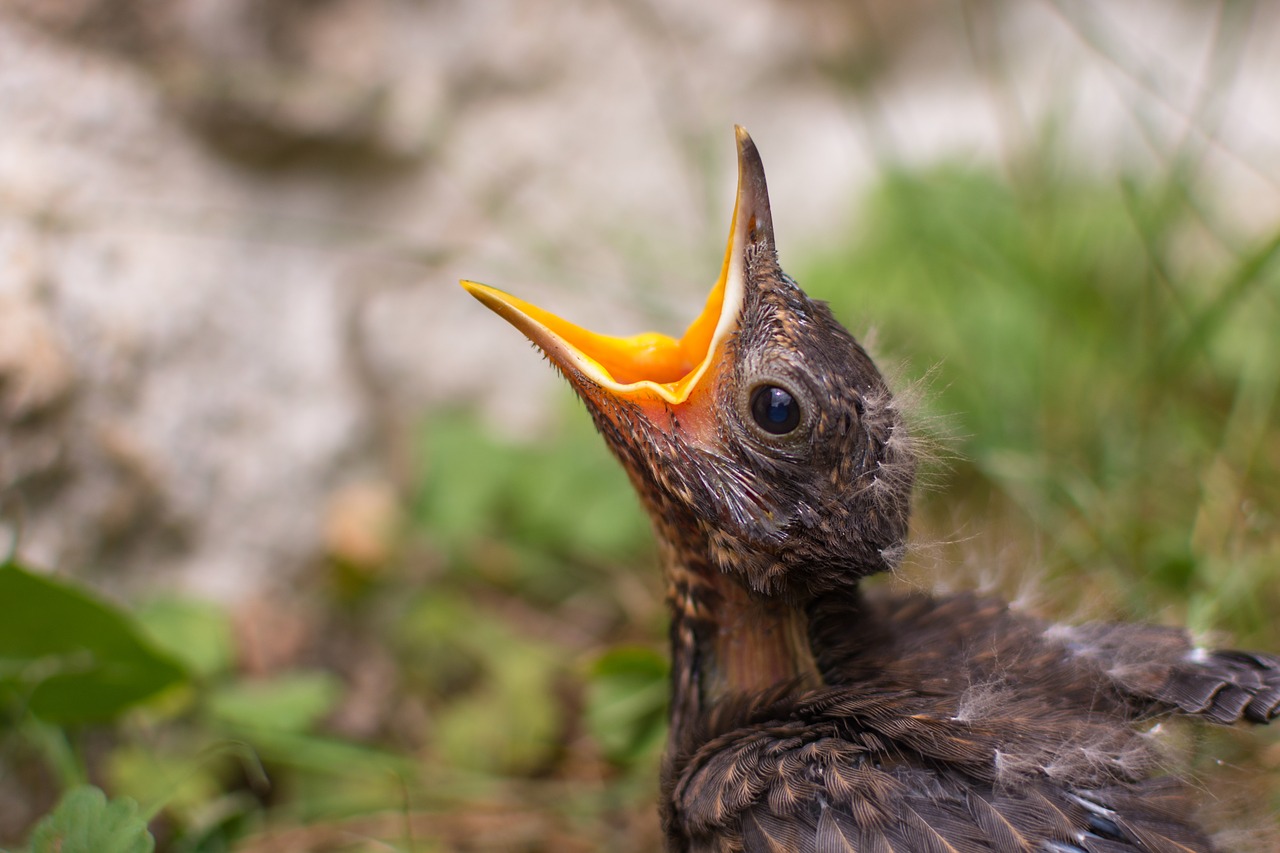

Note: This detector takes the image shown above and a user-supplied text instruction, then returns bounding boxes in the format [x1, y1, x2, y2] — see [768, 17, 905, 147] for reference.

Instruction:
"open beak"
[461, 126, 774, 406]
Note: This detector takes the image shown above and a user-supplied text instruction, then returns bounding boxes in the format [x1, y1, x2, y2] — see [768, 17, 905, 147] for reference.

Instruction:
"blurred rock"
[0, 281, 76, 537]
[0, 293, 74, 421]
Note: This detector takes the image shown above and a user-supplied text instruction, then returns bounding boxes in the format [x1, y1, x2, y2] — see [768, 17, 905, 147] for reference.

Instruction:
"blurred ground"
[2, 0, 1278, 597]
[1, 0, 1279, 850]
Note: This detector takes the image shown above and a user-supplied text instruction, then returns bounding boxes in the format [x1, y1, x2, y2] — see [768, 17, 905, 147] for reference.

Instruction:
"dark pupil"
[751, 385, 800, 435]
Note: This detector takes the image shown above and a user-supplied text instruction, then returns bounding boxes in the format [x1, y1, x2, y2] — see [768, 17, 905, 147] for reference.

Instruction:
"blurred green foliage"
[585, 647, 668, 765]
[803, 164, 1280, 639]
[414, 406, 653, 600]
[397, 589, 566, 776]
[134, 599, 234, 680]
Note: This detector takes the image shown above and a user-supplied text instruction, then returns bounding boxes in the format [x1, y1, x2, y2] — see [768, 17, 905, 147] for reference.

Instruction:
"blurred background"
[1, 0, 1279, 849]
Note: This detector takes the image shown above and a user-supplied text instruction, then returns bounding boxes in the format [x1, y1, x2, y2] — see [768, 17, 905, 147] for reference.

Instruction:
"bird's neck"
[663, 543, 823, 746]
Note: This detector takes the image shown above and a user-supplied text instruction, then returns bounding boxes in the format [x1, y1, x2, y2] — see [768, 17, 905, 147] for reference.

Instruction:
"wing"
[810, 591, 1280, 726]
[684, 744, 1214, 853]
[1047, 622, 1280, 724]
[666, 694, 1217, 853]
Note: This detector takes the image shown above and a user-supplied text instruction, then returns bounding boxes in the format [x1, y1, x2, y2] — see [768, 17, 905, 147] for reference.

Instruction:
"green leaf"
[0, 562, 187, 724]
[134, 597, 234, 678]
[208, 670, 343, 732]
[29, 785, 154, 853]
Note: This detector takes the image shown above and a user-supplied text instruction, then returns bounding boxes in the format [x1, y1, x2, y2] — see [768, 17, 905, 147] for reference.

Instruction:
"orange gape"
[457, 281, 718, 387]
[458, 277, 730, 450]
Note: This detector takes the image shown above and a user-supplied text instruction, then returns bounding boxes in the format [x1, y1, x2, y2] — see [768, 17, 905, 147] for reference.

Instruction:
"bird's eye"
[750, 384, 801, 435]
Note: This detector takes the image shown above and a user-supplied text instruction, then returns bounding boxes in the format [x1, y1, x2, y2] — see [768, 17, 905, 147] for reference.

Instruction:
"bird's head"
[463, 128, 914, 601]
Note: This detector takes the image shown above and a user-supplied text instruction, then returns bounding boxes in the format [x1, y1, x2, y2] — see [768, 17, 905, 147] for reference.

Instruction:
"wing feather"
[814, 805, 859, 853]
[966, 791, 1037, 852]
[741, 808, 808, 853]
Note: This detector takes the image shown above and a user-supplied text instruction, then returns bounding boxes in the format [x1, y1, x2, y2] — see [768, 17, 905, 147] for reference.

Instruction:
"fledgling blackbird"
[462, 128, 1280, 852]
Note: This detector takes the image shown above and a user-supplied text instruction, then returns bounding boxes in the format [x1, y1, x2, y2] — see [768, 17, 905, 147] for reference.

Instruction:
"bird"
[461, 127, 1280, 852]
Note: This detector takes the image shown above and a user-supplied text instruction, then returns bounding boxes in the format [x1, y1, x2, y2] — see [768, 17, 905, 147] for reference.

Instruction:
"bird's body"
[462, 129, 1279, 852]
[667, 586, 1279, 852]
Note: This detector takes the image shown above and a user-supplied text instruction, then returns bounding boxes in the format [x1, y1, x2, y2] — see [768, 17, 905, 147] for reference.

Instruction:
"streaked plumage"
[463, 128, 1279, 852]
[668, 589, 1279, 851]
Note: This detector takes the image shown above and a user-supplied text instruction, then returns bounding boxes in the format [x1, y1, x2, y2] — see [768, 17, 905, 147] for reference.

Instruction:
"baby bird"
[462, 128, 1280, 852]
